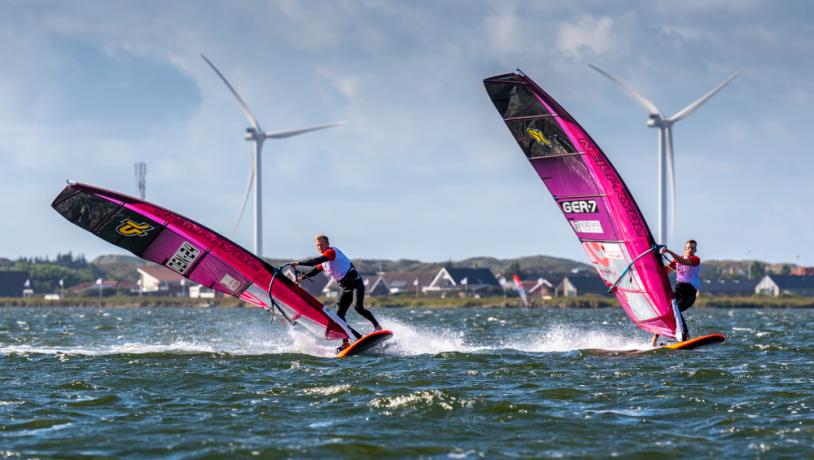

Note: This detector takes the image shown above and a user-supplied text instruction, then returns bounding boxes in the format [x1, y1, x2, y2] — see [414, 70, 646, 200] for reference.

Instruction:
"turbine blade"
[588, 64, 663, 116]
[665, 127, 676, 240]
[668, 69, 742, 123]
[264, 121, 347, 139]
[233, 160, 255, 234]
[201, 54, 262, 131]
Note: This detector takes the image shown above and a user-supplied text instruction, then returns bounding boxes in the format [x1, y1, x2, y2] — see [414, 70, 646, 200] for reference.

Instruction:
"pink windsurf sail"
[512, 274, 529, 307]
[484, 71, 683, 339]
[51, 182, 349, 341]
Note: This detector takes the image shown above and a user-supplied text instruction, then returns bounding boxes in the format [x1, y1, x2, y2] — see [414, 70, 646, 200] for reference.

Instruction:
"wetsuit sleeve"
[303, 265, 324, 279]
[297, 249, 336, 267]
[687, 256, 701, 266]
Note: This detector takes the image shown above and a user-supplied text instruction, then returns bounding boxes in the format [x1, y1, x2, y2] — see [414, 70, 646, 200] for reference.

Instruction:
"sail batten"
[484, 72, 678, 338]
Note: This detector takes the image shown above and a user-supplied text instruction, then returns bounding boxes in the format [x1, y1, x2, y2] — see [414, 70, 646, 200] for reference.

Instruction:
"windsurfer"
[291, 235, 382, 352]
[652, 240, 701, 345]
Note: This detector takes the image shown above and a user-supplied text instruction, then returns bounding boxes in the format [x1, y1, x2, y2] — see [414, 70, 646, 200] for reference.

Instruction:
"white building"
[137, 265, 185, 295]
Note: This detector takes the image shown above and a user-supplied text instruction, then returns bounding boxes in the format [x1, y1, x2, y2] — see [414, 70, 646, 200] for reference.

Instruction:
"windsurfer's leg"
[337, 289, 362, 339]
[651, 334, 659, 346]
[675, 283, 697, 312]
[674, 283, 696, 340]
[337, 289, 352, 321]
[680, 312, 690, 339]
[351, 282, 380, 329]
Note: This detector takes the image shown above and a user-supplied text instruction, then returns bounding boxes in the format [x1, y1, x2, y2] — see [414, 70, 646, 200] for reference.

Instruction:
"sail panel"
[485, 72, 677, 338]
[529, 156, 601, 197]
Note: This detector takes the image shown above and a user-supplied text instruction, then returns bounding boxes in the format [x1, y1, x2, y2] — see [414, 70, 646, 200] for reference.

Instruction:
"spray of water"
[0, 314, 653, 357]
[504, 323, 653, 352]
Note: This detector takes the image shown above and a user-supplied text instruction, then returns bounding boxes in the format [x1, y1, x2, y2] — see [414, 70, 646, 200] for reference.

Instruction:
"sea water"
[1, 306, 812, 458]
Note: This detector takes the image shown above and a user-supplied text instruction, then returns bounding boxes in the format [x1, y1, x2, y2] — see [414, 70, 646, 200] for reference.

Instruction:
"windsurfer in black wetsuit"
[291, 234, 382, 352]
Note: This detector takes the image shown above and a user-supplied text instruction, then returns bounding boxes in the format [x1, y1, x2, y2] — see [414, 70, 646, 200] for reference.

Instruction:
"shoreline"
[1, 295, 813, 309]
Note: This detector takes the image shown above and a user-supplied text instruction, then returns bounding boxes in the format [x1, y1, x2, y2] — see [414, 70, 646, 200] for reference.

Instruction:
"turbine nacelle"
[244, 128, 264, 141]
[646, 115, 662, 128]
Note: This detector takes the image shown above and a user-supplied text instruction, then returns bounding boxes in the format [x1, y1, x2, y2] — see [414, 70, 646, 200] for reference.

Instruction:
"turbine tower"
[202, 54, 346, 257]
[134, 162, 146, 200]
[589, 64, 740, 247]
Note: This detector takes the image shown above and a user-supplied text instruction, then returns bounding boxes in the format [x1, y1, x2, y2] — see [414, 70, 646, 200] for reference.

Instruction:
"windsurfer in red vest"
[291, 234, 382, 352]
[652, 239, 701, 345]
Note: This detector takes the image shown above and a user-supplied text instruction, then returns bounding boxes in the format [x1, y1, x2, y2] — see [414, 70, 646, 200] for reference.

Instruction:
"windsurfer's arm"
[292, 249, 337, 267]
[300, 265, 323, 280]
[660, 248, 676, 271]
[671, 252, 700, 266]
[662, 248, 699, 267]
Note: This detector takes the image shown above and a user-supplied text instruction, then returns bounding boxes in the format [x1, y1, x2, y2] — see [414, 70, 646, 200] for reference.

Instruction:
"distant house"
[792, 267, 814, 276]
[424, 267, 500, 294]
[382, 271, 436, 295]
[137, 265, 185, 295]
[558, 276, 610, 297]
[528, 276, 562, 299]
[496, 273, 561, 301]
[696, 278, 758, 297]
[755, 275, 814, 297]
[189, 285, 216, 299]
[0, 271, 30, 297]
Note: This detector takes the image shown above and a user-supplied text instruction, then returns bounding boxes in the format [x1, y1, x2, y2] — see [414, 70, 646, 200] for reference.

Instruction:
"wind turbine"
[589, 64, 741, 247]
[202, 54, 346, 257]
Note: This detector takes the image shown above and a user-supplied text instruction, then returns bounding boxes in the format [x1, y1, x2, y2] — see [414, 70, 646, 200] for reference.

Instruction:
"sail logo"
[527, 128, 552, 146]
[561, 200, 598, 213]
[167, 242, 201, 275]
[116, 219, 154, 237]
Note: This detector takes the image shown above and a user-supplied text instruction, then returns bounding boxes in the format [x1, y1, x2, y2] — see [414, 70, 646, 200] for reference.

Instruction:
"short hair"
[314, 234, 330, 244]
[686, 239, 697, 247]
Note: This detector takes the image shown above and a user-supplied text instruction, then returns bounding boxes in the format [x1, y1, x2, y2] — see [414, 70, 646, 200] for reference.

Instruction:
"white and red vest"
[672, 256, 701, 289]
[320, 246, 352, 281]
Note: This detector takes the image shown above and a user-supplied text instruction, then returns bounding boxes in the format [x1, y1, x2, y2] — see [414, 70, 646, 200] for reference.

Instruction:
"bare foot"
[374, 325, 383, 332]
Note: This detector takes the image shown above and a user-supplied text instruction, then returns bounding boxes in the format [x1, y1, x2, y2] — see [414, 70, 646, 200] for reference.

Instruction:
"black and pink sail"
[484, 71, 682, 339]
[51, 182, 349, 341]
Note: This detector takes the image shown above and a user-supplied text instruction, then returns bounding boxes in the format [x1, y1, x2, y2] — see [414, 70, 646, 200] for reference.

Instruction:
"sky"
[1, 0, 812, 265]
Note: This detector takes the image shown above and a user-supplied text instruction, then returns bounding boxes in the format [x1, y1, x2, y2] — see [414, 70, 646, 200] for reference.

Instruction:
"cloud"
[661, 25, 714, 43]
[557, 15, 622, 59]
[485, 10, 522, 54]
